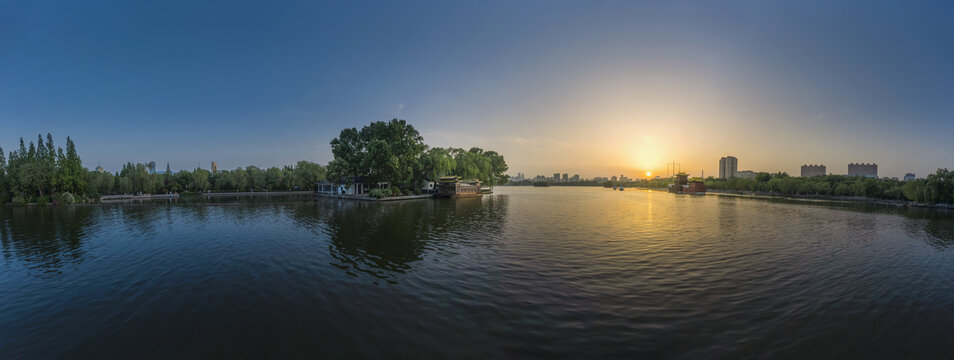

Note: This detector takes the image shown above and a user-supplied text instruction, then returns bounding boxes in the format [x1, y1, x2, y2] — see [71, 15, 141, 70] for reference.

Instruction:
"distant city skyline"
[3, 1, 952, 178]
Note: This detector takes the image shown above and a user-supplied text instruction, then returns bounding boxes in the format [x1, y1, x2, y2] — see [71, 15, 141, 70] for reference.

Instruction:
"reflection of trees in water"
[289, 196, 509, 282]
[0, 207, 97, 277]
[900, 209, 954, 249]
[739, 196, 954, 249]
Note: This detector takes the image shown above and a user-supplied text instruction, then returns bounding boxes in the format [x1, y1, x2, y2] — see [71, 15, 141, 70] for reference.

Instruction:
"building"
[211, 161, 218, 174]
[719, 156, 738, 179]
[736, 170, 756, 180]
[611, 175, 618, 182]
[801, 164, 827, 177]
[571, 174, 580, 182]
[848, 163, 878, 178]
[96, 163, 105, 173]
[562, 173, 569, 182]
[553, 173, 561, 182]
[315, 177, 379, 195]
[904, 173, 916, 181]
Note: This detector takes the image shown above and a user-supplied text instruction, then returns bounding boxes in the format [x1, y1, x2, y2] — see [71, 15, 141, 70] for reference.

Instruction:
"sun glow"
[646, 171, 652, 177]
[626, 135, 668, 174]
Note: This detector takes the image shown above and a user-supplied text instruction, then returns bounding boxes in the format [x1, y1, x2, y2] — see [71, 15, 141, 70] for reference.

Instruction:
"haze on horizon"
[2, 1, 952, 179]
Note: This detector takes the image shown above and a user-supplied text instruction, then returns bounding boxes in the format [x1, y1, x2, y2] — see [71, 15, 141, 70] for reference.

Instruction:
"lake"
[2, 187, 954, 358]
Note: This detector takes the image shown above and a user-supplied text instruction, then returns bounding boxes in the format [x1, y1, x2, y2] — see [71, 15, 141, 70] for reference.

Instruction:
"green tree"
[418, 147, 456, 181]
[328, 119, 427, 184]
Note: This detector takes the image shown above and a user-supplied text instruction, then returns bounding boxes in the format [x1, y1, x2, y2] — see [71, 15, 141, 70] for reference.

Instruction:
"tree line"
[616, 171, 954, 204]
[1, 133, 327, 205]
[327, 119, 509, 189]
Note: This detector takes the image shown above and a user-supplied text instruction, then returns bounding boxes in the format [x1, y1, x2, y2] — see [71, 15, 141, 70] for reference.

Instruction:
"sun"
[646, 171, 652, 177]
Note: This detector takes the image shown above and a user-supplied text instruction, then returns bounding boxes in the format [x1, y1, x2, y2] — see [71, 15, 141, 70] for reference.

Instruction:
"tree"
[55, 136, 86, 194]
[418, 147, 456, 181]
[485, 150, 509, 187]
[328, 119, 427, 184]
[293, 161, 326, 190]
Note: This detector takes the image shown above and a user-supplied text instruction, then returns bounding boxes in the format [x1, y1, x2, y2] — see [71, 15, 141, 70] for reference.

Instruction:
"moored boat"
[668, 173, 706, 195]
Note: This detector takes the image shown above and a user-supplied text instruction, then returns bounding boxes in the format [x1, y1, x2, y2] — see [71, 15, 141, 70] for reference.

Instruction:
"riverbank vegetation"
[327, 119, 509, 190]
[0, 133, 326, 205]
[615, 171, 954, 205]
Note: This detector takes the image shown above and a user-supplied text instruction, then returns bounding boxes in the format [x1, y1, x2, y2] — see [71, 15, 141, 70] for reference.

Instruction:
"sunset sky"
[2, 1, 953, 179]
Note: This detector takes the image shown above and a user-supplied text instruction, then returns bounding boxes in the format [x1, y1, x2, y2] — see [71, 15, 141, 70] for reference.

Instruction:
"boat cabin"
[436, 176, 482, 197]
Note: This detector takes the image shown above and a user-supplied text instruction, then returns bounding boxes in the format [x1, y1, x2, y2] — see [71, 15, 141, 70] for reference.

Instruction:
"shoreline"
[6, 187, 953, 210]
[597, 186, 954, 210]
[4, 191, 441, 207]
[704, 189, 954, 210]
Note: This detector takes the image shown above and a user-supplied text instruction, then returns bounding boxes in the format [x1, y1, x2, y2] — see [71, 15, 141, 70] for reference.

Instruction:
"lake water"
[2, 187, 954, 358]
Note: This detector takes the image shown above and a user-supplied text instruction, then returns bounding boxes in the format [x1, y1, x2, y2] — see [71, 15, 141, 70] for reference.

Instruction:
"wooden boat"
[437, 176, 483, 198]
[668, 173, 706, 195]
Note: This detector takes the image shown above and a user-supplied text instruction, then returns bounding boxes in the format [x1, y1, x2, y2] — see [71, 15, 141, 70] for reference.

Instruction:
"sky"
[2, 0, 953, 179]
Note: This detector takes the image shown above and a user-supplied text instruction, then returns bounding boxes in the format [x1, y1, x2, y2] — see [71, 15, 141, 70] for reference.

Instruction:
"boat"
[618, 186, 624, 191]
[668, 173, 706, 195]
[437, 176, 483, 198]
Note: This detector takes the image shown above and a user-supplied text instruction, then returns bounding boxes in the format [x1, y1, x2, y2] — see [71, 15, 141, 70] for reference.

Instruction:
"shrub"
[413, 188, 421, 195]
[37, 196, 51, 206]
[369, 188, 392, 199]
[402, 188, 411, 196]
[389, 186, 401, 197]
[58, 192, 77, 204]
[12, 195, 28, 206]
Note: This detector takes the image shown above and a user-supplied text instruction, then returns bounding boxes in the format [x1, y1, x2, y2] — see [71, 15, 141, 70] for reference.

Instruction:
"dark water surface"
[2, 187, 954, 358]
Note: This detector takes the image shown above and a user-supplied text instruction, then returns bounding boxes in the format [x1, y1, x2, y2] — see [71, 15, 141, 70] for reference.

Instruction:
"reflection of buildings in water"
[718, 197, 739, 235]
[0, 207, 97, 277]
[291, 196, 509, 282]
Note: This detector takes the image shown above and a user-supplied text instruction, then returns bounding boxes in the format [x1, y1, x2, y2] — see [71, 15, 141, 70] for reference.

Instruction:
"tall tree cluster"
[328, 119, 510, 188]
[2, 134, 85, 204]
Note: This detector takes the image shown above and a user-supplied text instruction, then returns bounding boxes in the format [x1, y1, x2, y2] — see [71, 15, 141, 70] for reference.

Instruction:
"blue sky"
[2, 0, 953, 178]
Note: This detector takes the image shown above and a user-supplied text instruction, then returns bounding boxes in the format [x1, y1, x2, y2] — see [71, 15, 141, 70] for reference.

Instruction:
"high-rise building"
[562, 173, 569, 182]
[801, 164, 826, 177]
[553, 173, 560, 182]
[848, 163, 877, 178]
[611, 175, 618, 182]
[212, 161, 218, 173]
[719, 156, 738, 179]
[571, 174, 580, 182]
[904, 173, 916, 181]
